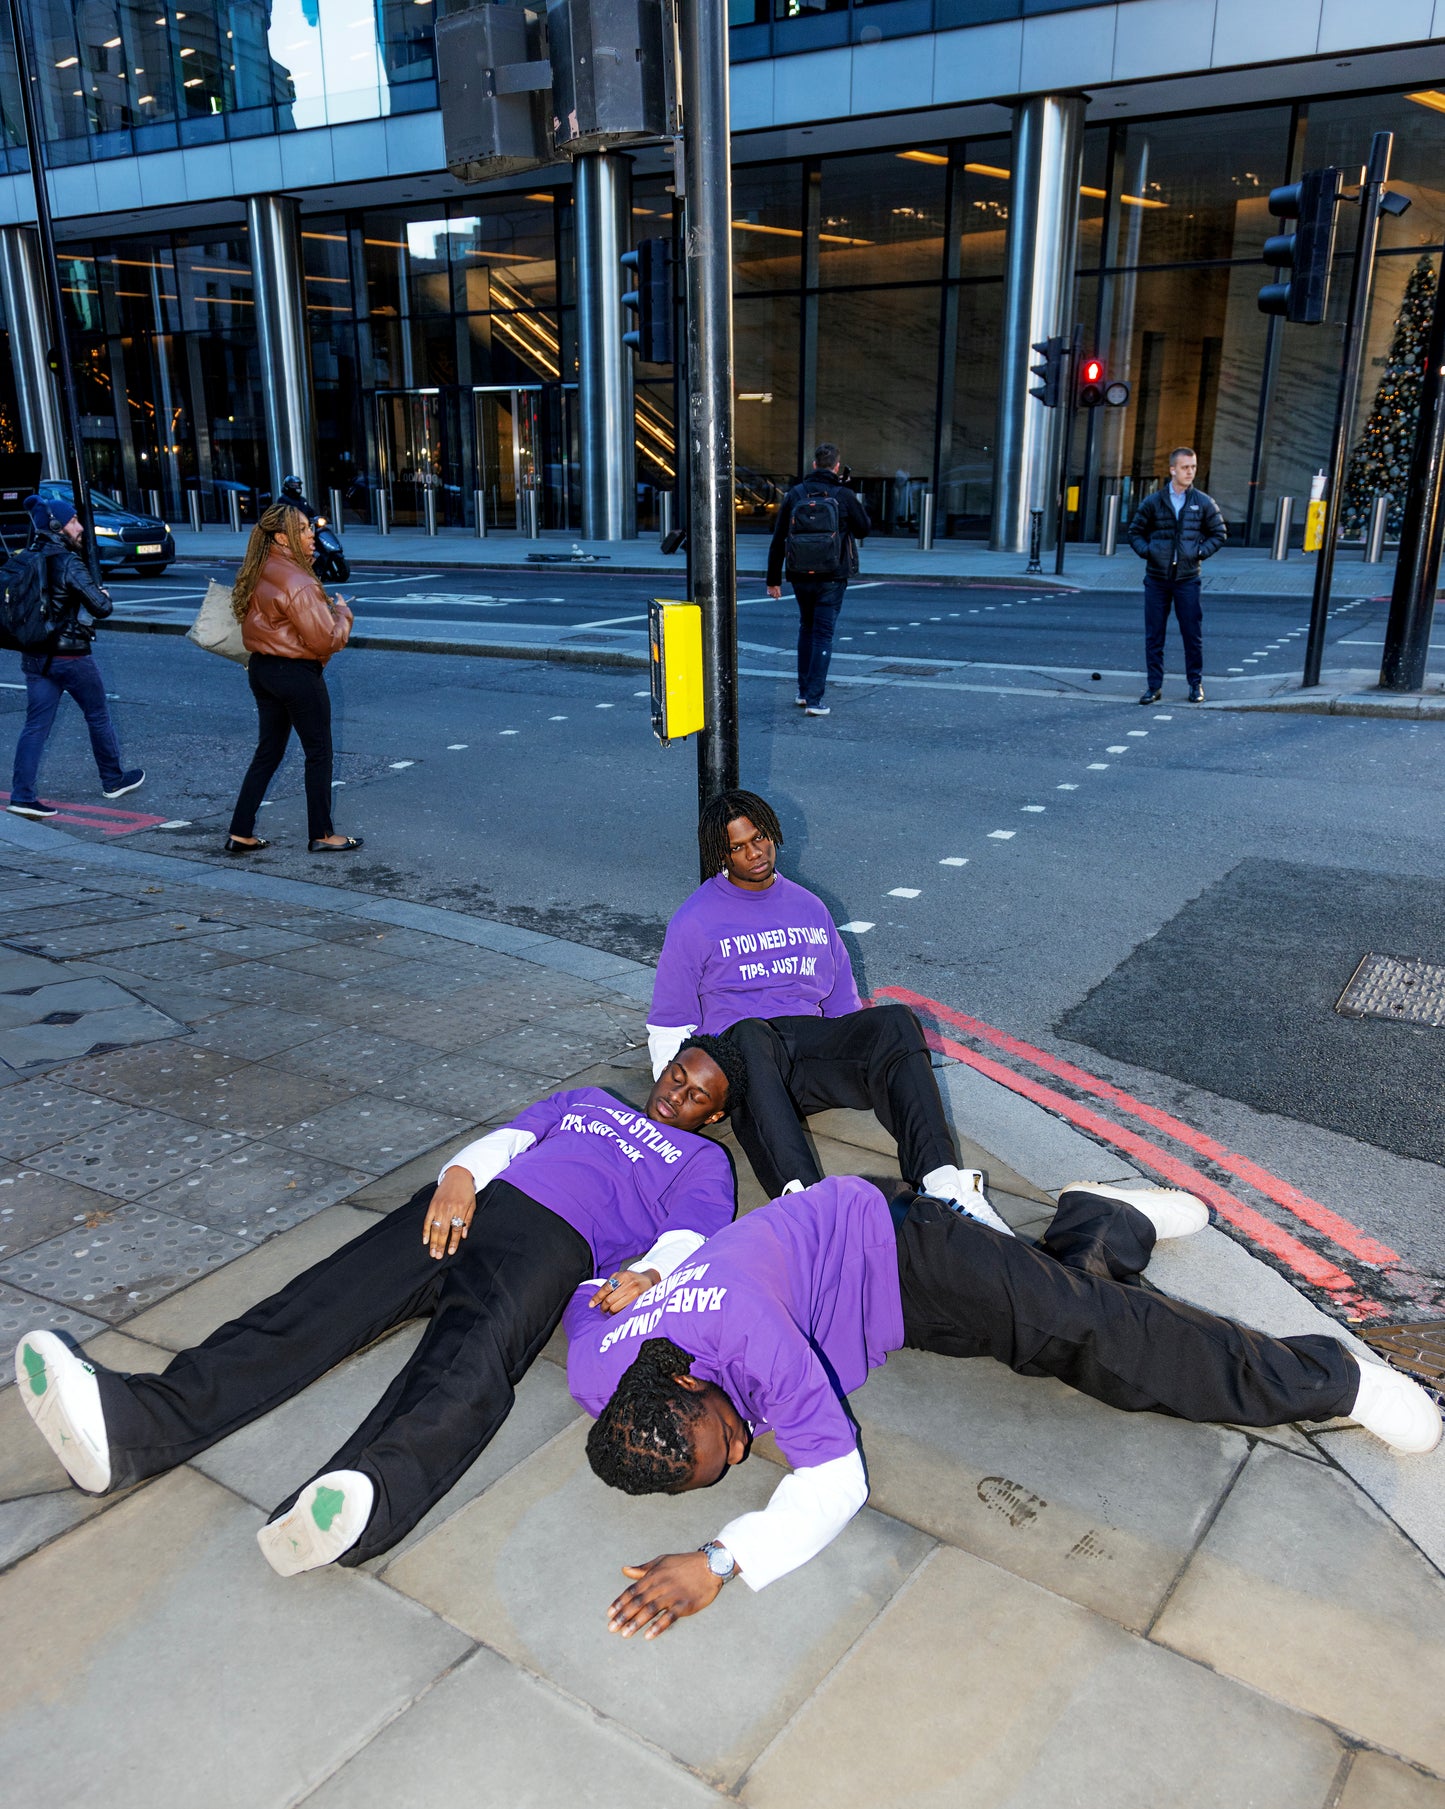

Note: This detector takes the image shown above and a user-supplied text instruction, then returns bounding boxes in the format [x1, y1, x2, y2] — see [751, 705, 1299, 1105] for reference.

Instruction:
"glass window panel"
[450, 198, 559, 314]
[1108, 109, 1293, 268]
[1076, 125, 1110, 271]
[958, 139, 1010, 279]
[106, 243, 181, 334]
[732, 162, 803, 294]
[302, 219, 355, 318]
[734, 294, 799, 526]
[819, 149, 947, 286]
[176, 235, 253, 333]
[944, 279, 1001, 537]
[814, 287, 940, 529]
[1308, 93, 1445, 252]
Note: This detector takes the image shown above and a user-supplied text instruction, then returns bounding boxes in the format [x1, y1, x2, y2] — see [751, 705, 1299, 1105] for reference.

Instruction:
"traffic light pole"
[1302, 130, 1393, 690]
[677, 0, 740, 841]
[5, 0, 99, 579]
[1054, 325, 1081, 576]
[1379, 237, 1445, 692]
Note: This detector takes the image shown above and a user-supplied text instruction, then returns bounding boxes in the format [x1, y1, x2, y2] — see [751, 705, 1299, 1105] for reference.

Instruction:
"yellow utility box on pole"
[1303, 469, 1328, 553]
[648, 599, 705, 746]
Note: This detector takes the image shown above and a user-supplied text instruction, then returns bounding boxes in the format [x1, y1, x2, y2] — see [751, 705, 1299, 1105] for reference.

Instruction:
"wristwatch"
[700, 1539, 736, 1584]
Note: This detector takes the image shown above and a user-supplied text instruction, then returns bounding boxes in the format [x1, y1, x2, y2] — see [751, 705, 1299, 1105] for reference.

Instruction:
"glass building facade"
[1, 4, 1444, 543]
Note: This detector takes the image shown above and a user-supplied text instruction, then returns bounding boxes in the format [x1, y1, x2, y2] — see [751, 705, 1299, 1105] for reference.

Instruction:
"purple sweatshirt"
[564, 1176, 904, 1470]
[503, 1088, 735, 1274]
[649, 872, 862, 1034]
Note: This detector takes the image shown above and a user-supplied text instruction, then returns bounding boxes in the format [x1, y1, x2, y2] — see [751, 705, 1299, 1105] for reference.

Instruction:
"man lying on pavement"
[571, 1174, 1441, 1639]
[16, 1037, 747, 1576]
[647, 788, 1010, 1233]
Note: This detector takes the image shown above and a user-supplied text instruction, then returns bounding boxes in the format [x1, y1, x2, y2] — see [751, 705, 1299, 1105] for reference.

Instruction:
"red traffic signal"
[1077, 355, 1130, 409]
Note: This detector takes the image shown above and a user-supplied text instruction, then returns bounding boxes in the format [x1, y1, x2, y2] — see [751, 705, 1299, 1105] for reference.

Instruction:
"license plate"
[136, 543, 162, 555]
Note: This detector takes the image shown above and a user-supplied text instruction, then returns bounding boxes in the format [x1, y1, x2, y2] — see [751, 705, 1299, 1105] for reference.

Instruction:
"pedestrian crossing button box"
[649, 599, 704, 746]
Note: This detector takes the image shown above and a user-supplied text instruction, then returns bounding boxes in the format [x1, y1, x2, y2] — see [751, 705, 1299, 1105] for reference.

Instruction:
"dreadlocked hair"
[680, 1030, 748, 1113]
[585, 1338, 708, 1495]
[698, 789, 784, 877]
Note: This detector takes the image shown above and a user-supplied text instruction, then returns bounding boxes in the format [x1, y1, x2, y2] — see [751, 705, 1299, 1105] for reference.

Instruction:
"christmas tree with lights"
[1341, 255, 1437, 538]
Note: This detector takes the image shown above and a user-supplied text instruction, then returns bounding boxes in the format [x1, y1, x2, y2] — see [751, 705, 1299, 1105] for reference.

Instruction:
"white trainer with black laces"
[922, 1165, 1016, 1237]
[14, 1330, 112, 1494]
[1347, 1358, 1443, 1456]
[257, 1470, 375, 1577]
[1059, 1180, 1210, 1241]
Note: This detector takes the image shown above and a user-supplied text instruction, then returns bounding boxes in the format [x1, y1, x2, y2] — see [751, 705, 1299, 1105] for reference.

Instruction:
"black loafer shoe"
[1188, 684, 1205, 703]
[309, 836, 364, 853]
[1138, 689, 1162, 706]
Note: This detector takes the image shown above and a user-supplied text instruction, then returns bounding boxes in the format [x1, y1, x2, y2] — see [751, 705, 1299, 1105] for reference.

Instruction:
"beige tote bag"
[187, 578, 249, 666]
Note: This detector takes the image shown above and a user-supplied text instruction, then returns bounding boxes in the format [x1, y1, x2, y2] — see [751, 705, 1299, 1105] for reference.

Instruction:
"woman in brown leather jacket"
[225, 501, 362, 854]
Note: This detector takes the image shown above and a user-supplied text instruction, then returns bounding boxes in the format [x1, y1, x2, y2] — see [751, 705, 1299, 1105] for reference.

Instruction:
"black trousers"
[728, 1005, 957, 1198]
[229, 651, 336, 843]
[94, 1180, 591, 1564]
[895, 1189, 1357, 1426]
[792, 577, 847, 706]
[1143, 574, 1203, 690]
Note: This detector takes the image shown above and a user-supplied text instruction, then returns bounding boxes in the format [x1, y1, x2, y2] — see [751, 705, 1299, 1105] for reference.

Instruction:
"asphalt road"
[3, 606, 1442, 1323]
[95, 557, 1437, 696]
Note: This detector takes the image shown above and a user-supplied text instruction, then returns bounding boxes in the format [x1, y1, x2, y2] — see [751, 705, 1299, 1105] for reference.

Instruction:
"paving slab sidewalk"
[0, 822, 1442, 1809]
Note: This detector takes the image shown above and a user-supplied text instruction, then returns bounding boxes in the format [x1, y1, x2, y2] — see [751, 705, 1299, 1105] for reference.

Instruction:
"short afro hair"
[679, 1030, 748, 1112]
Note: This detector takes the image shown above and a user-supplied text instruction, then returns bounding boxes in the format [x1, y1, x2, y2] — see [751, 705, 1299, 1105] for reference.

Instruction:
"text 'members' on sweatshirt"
[649, 872, 862, 1034]
[503, 1087, 736, 1275]
[564, 1175, 904, 1471]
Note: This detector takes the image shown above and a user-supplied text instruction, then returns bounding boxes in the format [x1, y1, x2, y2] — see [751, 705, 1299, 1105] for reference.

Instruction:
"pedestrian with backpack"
[766, 443, 871, 717]
[3, 494, 143, 820]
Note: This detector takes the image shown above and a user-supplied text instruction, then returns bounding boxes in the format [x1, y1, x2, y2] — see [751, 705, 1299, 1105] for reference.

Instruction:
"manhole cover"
[1335, 953, 1445, 1028]
[1361, 1320, 1445, 1386]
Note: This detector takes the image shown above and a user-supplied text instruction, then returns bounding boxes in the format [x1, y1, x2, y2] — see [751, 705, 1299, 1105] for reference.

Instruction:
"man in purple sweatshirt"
[648, 788, 1010, 1232]
[16, 1040, 743, 1576]
[571, 1177, 1440, 1638]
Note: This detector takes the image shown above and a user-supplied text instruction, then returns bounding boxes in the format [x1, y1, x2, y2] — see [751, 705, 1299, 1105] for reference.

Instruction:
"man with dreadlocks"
[648, 789, 1010, 1232]
[567, 1177, 1440, 1639]
[17, 1037, 747, 1577]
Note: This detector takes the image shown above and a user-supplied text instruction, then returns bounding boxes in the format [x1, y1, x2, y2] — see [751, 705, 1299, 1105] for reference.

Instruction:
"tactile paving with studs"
[22, 1110, 252, 1201]
[0, 1082, 133, 1163]
[0, 1202, 251, 1322]
[0, 1278, 107, 1345]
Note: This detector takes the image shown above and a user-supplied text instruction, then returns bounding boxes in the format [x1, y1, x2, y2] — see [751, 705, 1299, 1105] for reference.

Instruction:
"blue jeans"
[1143, 575, 1203, 691]
[11, 654, 126, 804]
[793, 579, 846, 706]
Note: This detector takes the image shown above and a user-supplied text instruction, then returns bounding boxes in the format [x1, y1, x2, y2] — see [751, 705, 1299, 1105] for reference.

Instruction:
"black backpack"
[784, 482, 846, 581]
[0, 547, 57, 654]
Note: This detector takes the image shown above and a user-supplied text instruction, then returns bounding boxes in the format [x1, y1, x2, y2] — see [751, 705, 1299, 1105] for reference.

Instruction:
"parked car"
[36, 483, 175, 577]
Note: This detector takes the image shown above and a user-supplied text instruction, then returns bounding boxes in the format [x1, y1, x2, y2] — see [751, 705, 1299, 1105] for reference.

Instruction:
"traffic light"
[621, 237, 675, 364]
[1258, 167, 1344, 324]
[1076, 355, 1131, 409]
[1030, 336, 1066, 409]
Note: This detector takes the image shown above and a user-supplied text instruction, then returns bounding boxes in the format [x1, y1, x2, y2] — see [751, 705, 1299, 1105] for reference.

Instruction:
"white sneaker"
[1347, 1359, 1442, 1455]
[14, 1330, 112, 1493]
[804, 704, 831, 717]
[257, 1470, 375, 1576]
[923, 1165, 1016, 1237]
[795, 695, 807, 708]
[1060, 1181, 1209, 1241]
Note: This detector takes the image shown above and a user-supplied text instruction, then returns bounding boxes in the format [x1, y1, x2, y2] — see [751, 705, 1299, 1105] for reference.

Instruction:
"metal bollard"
[227, 489, 242, 533]
[146, 488, 161, 520]
[186, 491, 202, 533]
[525, 487, 541, 539]
[917, 491, 935, 552]
[376, 489, 391, 536]
[1025, 508, 1044, 575]
[1099, 493, 1120, 557]
[327, 486, 343, 529]
[473, 489, 487, 538]
[1269, 497, 1294, 560]
[423, 488, 439, 536]
[1364, 492, 1390, 563]
[659, 489, 674, 546]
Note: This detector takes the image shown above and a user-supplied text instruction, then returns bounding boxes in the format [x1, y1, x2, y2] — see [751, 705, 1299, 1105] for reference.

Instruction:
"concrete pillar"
[246, 194, 317, 501]
[991, 95, 1086, 553]
[575, 149, 636, 540]
[0, 225, 66, 480]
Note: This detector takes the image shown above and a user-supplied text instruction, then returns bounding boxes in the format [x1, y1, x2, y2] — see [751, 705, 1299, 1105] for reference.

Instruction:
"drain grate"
[1361, 1320, 1445, 1386]
[1335, 953, 1445, 1028]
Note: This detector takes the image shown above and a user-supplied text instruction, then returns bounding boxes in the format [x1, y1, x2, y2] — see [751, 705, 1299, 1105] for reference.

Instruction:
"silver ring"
[450, 1216, 465, 1228]
[608, 1274, 621, 1288]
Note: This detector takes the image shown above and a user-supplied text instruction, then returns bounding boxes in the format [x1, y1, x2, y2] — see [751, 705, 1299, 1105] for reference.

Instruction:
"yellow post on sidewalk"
[649, 599, 705, 747]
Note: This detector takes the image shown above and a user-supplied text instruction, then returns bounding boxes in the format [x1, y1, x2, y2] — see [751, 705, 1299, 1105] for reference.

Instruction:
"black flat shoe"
[308, 836, 364, 853]
[224, 836, 269, 855]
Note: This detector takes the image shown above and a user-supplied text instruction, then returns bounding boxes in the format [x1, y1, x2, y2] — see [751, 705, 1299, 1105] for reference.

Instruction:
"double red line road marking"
[1, 793, 171, 837]
[880, 984, 1431, 1322]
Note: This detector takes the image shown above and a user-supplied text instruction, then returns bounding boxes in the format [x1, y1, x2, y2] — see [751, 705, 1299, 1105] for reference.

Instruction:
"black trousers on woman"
[894, 1188, 1357, 1426]
[93, 1180, 591, 1564]
[728, 1004, 957, 1199]
[229, 651, 336, 844]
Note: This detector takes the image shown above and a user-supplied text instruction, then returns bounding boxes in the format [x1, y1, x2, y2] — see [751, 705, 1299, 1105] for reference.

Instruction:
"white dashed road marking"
[1056, 784, 1078, 791]
[1087, 763, 1109, 770]
[839, 921, 875, 934]
[500, 730, 518, 736]
[1105, 745, 1128, 753]
[446, 743, 468, 750]
[388, 761, 415, 769]
[887, 887, 921, 898]
[988, 830, 1016, 840]
[939, 857, 968, 866]
[1021, 805, 1045, 813]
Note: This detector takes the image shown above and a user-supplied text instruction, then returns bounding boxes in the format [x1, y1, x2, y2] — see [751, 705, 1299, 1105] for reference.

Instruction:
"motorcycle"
[280, 477, 351, 584]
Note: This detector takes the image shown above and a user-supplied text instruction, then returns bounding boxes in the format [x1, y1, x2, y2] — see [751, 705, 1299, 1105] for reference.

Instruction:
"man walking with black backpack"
[4, 494, 143, 819]
[766, 443, 870, 717]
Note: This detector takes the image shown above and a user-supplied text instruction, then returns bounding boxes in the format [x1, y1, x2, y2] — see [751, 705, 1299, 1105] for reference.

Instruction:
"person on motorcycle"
[280, 475, 349, 582]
